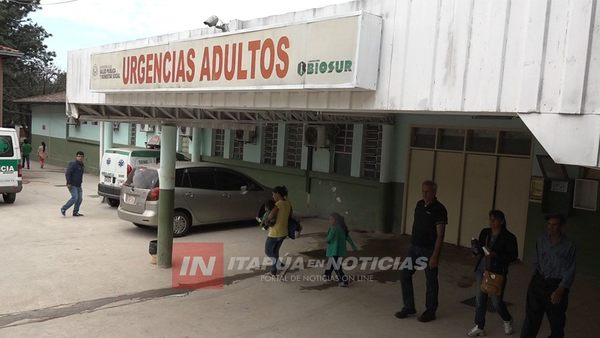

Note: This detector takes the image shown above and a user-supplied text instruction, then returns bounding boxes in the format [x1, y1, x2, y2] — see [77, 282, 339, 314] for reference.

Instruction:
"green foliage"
[1, 0, 65, 126]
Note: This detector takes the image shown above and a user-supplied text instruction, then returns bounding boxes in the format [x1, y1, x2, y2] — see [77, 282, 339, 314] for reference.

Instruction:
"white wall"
[68, 0, 600, 115]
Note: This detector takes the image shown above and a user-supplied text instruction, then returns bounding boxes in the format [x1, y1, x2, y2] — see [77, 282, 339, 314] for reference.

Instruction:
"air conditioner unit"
[140, 124, 155, 132]
[304, 125, 328, 148]
[180, 126, 191, 136]
[112, 122, 120, 131]
[66, 117, 79, 126]
[235, 129, 257, 144]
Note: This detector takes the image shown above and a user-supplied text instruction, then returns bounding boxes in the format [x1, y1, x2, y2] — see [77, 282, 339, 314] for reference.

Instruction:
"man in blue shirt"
[61, 151, 85, 217]
[520, 213, 576, 338]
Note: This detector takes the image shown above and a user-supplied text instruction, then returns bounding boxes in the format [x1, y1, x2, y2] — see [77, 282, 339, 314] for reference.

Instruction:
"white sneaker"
[503, 320, 514, 335]
[467, 326, 485, 337]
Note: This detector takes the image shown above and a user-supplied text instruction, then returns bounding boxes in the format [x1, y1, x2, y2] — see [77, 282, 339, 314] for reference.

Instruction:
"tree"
[0, 0, 64, 126]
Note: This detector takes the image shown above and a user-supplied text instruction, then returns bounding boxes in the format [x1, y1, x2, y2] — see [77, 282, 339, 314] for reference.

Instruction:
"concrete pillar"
[103, 121, 113, 151]
[351, 124, 364, 177]
[191, 127, 202, 161]
[99, 122, 104, 166]
[276, 122, 286, 166]
[223, 129, 232, 159]
[157, 124, 177, 268]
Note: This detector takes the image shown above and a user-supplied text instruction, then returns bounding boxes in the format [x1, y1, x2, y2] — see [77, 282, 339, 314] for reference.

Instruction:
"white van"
[0, 128, 23, 204]
[98, 147, 189, 207]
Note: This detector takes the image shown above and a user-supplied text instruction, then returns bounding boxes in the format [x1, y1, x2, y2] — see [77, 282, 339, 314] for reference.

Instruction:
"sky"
[28, 0, 347, 70]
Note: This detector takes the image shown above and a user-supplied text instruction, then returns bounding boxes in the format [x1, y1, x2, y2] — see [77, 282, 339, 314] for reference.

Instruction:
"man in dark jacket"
[61, 151, 85, 217]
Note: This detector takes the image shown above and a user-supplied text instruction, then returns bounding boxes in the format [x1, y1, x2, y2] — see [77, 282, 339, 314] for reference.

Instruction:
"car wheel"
[258, 204, 265, 219]
[107, 198, 120, 207]
[2, 193, 16, 204]
[173, 210, 191, 237]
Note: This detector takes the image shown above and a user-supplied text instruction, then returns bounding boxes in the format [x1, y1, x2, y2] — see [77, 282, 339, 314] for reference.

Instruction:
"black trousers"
[520, 273, 569, 338]
[400, 246, 438, 312]
[324, 256, 346, 282]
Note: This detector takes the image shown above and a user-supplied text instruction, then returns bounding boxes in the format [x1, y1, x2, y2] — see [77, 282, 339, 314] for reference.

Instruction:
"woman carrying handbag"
[467, 210, 519, 337]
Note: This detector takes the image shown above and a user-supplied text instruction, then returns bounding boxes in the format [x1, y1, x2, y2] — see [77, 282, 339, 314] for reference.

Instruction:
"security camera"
[203, 15, 228, 31]
[203, 15, 220, 27]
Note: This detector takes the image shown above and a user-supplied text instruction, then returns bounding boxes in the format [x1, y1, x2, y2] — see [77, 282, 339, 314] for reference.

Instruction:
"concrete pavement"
[0, 160, 598, 337]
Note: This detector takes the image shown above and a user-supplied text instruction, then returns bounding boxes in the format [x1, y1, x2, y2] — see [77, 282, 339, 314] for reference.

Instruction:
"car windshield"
[127, 167, 159, 189]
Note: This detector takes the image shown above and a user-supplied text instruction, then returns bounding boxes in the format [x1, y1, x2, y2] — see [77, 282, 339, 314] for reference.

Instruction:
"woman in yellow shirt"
[265, 186, 291, 276]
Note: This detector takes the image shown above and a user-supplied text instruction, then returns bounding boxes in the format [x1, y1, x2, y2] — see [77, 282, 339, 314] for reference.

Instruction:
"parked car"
[98, 147, 189, 207]
[117, 162, 272, 237]
[0, 128, 23, 204]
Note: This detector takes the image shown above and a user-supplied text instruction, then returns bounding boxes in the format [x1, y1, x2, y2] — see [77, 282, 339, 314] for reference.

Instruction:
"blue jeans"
[265, 237, 285, 274]
[475, 270, 511, 329]
[400, 245, 439, 312]
[62, 186, 83, 214]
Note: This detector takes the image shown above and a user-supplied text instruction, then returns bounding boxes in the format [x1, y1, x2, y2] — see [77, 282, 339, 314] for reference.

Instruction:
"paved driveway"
[0, 162, 598, 337]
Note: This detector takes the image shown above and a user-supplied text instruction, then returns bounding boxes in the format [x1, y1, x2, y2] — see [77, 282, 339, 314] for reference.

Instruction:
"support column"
[351, 124, 364, 177]
[276, 122, 286, 166]
[191, 127, 202, 161]
[103, 121, 113, 152]
[157, 124, 176, 268]
[223, 129, 232, 159]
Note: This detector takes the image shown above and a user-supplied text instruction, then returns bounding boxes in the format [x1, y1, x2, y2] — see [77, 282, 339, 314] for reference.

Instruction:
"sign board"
[90, 12, 382, 92]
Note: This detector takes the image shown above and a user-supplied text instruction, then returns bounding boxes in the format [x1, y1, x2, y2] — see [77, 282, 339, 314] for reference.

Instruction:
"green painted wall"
[201, 156, 392, 232]
[30, 134, 101, 174]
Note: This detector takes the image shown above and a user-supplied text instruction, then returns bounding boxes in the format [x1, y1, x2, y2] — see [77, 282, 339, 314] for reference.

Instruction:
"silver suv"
[117, 162, 272, 237]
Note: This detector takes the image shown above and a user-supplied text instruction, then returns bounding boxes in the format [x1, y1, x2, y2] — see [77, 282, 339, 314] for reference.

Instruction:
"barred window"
[232, 137, 244, 160]
[214, 129, 225, 157]
[362, 124, 383, 179]
[334, 124, 353, 176]
[285, 124, 303, 168]
[263, 124, 278, 165]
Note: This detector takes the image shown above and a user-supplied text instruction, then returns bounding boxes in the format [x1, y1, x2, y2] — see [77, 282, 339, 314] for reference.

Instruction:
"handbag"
[480, 270, 505, 296]
[480, 234, 505, 296]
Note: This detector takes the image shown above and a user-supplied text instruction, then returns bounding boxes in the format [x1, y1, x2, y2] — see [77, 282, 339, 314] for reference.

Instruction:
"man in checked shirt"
[520, 213, 576, 338]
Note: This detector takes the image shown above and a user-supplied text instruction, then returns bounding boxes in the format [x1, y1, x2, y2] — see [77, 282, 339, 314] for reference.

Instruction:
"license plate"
[124, 194, 136, 205]
[104, 176, 112, 184]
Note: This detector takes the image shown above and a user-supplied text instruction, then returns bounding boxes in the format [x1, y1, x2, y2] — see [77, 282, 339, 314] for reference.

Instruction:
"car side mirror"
[241, 185, 248, 194]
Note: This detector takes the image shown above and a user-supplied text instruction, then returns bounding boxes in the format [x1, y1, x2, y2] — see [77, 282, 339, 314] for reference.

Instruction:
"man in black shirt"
[395, 180, 447, 323]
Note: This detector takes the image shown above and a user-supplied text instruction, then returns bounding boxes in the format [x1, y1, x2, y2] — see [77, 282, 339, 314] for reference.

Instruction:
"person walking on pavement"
[467, 210, 518, 337]
[37, 141, 47, 169]
[520, 213, 576, 338]
[61, 151, 85, 217]
[21, 139, 32, 169]
[324, 212, 358, 287]
[264, 186, 291, 276]
[395, 180, 447, 323]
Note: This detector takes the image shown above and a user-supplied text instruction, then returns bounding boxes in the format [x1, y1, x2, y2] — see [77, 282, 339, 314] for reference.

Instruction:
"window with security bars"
[334, 124, 354, 176]
[213, 129, 225, 157]
[263, 124, 278, 165]
[232, 137, 244, 160]
[362, 125, 383, 179]
[285, 124, 303, 168]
